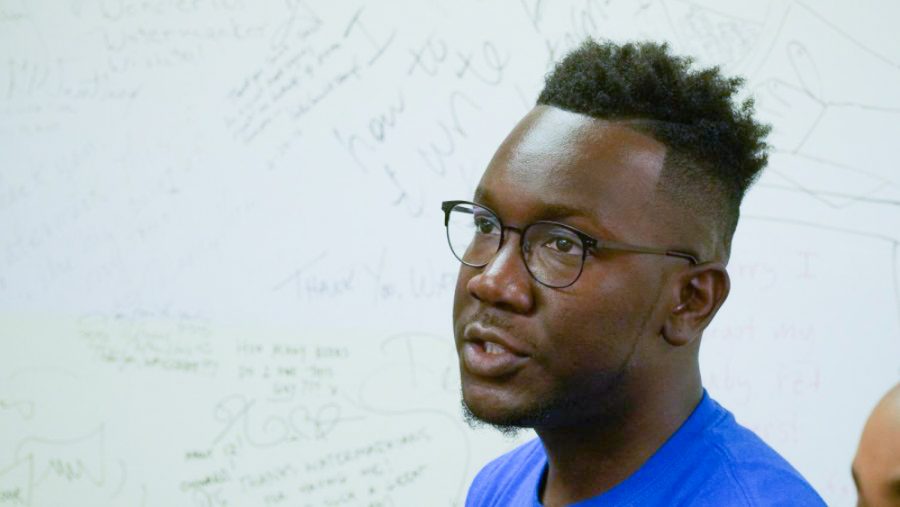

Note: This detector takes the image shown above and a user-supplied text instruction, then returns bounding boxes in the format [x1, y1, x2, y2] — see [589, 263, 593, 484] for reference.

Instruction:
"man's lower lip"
[461, 342, 528, 377]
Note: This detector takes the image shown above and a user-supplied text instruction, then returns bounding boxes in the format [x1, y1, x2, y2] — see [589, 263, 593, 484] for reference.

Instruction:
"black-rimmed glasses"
[441, 200, 699, 288]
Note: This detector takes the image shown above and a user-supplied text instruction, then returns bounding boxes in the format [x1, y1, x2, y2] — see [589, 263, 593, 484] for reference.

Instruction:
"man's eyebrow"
[473, 187, 487, 203]
[472, 188, 615, 235]
[473, 189, 591, 219]
[539, 203, 595, 221]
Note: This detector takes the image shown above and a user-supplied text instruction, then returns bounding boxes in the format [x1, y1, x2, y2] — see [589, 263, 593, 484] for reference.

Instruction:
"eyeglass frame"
[441, 200, 700, 288]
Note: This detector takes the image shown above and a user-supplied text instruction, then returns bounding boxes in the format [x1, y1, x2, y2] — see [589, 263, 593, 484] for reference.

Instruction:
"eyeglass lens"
[445, 202, 586, 287]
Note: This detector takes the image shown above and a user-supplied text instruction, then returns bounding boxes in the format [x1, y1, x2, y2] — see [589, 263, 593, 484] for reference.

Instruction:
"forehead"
[477, 105, 669, 238]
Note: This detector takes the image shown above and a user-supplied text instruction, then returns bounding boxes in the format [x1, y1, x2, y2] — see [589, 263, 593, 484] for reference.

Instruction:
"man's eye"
[475, 218, 497, 234]
[545, 236, 581, 254]
[552, 238, 573, 252]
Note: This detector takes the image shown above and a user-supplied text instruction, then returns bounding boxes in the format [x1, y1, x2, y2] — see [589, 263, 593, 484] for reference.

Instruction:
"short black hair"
[537, 39, 770, 254]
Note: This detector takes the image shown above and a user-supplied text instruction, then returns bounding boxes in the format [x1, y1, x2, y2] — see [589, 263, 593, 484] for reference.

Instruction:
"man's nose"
[465, 231, 535, 314]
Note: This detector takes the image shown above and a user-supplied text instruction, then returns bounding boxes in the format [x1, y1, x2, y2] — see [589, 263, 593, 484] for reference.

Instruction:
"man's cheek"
[452, 267, 473, 323]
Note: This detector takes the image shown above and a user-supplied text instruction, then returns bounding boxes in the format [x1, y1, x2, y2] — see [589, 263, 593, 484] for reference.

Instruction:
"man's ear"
[662, 262, 730, 347]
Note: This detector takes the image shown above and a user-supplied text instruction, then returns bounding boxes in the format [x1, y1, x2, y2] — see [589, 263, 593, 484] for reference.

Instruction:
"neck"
[536, 370, 702, 507]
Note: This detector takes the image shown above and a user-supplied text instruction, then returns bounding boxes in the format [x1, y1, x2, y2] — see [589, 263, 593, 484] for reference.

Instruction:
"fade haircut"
[537, 39, 771, 255]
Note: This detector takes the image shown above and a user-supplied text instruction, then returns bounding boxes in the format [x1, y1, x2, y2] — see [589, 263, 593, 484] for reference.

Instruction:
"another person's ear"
[662, 262, 730, 346]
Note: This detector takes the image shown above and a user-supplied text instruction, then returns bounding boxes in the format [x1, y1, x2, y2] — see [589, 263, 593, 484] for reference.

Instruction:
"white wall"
[2, 0, 899, 505]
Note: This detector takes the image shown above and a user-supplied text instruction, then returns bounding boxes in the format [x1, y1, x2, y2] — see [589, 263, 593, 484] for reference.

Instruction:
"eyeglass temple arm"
[597, 239, 699, 265]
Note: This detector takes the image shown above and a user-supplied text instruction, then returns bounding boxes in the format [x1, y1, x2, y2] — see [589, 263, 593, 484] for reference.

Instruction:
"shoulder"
[677, 398, 826, 506]
[466, 438, 545, 507]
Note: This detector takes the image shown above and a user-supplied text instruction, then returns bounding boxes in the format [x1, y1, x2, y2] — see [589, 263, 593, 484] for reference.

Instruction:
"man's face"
[453, 105, 688, 430]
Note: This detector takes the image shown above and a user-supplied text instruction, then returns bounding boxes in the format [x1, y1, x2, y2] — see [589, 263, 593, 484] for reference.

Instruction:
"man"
[853, 383, 900, 507]
[442, 40, 825, 506]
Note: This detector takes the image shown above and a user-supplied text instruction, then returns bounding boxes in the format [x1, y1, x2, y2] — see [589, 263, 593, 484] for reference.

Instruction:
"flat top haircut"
[537, 39, 771, 255]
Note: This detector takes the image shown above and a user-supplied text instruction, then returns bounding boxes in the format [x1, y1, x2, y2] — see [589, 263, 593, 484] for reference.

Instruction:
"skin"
[453, 105, 731, 506]
[853, 383, 900, 507]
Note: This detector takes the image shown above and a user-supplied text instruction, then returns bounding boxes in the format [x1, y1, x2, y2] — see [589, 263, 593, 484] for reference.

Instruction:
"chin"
[460, 384, 550, 430]
[460, 396, 528, 437]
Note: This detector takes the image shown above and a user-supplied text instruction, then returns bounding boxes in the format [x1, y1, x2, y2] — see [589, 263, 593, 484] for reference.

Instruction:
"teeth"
[483, 342, 507, 355]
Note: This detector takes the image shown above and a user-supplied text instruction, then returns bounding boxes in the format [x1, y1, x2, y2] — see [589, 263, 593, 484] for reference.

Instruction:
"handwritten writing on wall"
[2, 1, 900, 506]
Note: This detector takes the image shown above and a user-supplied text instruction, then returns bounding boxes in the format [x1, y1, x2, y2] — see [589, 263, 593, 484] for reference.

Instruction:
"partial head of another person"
[854, 383, 900, 507]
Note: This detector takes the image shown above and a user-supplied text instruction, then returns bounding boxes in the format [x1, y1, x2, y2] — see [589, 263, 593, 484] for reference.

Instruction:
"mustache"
[467, 310, 514, 332]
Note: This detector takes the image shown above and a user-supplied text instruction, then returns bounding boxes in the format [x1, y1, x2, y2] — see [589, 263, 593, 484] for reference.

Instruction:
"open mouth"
[483, 340, 510, 355]
[461, 339, 528, 378]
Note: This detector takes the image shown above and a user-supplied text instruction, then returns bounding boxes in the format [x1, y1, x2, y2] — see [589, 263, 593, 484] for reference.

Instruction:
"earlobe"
[662, 298, 695, 347]
[662, 263, 730, 347]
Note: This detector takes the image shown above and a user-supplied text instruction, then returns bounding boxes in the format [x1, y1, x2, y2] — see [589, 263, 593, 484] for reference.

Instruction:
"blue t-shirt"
[466, 392, 825, 506]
